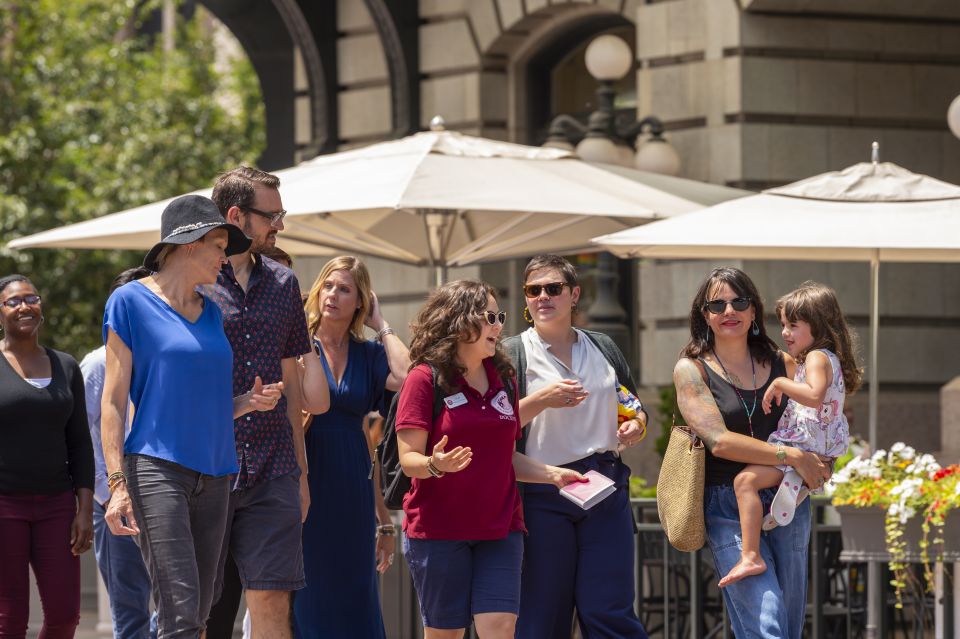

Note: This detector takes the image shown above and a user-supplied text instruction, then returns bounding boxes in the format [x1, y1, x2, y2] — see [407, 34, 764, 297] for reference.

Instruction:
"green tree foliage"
[0, 0, 265, 356]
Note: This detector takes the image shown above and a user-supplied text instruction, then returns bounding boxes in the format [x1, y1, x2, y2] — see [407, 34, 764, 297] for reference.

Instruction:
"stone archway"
[464, 0, 638, 143]
[200, 0, 336, 169]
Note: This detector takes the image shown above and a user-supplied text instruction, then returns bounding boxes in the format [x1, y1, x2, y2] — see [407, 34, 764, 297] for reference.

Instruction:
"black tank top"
[702, 352, 787, 486]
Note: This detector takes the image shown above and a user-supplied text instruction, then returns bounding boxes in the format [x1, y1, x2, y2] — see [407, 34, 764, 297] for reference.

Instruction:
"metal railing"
[380, 499, 951, 639]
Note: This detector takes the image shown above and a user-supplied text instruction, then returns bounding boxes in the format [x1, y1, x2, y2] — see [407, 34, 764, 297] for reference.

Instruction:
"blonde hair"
[304, 256, 372, 341]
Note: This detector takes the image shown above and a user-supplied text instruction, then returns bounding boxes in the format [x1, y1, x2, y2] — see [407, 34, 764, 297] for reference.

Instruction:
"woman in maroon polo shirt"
[395, 279, 585, 639]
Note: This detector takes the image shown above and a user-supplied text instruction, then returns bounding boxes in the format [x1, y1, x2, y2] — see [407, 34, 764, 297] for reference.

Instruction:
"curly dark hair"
[681, 267, 779, 366]
[775, 281, 863, 394]
[408, 279, 514, 393]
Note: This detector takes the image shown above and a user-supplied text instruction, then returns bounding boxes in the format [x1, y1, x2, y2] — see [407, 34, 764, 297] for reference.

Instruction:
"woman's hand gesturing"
[430, 435, 472, 474]
[537, 379, 589, 409]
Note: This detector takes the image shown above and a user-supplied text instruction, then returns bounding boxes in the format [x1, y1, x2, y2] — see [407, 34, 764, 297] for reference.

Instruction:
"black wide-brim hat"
[144, 194, 252, 271]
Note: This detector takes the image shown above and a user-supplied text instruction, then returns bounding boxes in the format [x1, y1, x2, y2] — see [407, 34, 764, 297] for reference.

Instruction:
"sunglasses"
[704, 297, 751, 314]
[241, 205, 287, 227]
[2, 294, 42, 309]
[523, 282, 567, 298]
[479, 311, 507, 326]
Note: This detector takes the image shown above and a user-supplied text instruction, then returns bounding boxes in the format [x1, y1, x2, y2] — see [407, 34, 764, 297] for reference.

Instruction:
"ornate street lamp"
[543, 34, 681, 176]
[541, 34, 682, 359]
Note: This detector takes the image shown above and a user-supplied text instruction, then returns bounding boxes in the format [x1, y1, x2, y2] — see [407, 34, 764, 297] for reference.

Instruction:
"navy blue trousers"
[516, 452, 648, 639]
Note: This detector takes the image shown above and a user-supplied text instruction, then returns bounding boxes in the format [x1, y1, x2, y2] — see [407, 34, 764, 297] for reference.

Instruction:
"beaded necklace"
[712, 351, 758, 438]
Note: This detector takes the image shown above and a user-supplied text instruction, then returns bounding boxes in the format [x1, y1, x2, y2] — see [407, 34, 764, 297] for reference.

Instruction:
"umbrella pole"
[865, 253, 881, 639]
[868, 252, 879, 451]
[434, 264, 448, 288]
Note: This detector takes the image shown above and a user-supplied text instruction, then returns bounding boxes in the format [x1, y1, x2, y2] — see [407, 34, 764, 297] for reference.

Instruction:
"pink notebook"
[559, 470, 616, 510]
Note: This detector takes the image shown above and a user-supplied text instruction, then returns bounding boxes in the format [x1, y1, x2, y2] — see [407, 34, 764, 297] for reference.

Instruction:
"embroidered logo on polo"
[491, 390, 514, 416]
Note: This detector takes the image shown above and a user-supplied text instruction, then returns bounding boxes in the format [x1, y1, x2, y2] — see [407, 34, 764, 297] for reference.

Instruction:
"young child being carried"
[718, 281, 862, 588]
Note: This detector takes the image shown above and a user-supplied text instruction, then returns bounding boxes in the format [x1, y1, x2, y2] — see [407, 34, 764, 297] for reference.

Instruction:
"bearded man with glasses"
[203, 167, 332, 639]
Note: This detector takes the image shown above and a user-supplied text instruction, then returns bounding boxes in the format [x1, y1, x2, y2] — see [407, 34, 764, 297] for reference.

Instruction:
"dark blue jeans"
[93, 501, 156, 639]
[516, 452, 648, 639]
[125, 454, 230, 639]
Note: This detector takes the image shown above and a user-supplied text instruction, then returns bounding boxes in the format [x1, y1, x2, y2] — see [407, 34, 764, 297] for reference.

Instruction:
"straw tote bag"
[656, 360, 707, 552]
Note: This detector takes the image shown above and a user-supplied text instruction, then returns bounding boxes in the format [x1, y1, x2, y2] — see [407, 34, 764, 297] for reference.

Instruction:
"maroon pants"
[0, 491, 80, 639]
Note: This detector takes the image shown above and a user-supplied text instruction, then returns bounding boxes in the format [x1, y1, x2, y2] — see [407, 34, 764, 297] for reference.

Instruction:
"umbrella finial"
[430, 115, 446, 132]
[871, 141, 880, 164]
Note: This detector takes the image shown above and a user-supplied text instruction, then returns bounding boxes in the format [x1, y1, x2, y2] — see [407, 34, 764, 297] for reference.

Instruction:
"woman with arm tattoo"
[672, 267, 831, 639]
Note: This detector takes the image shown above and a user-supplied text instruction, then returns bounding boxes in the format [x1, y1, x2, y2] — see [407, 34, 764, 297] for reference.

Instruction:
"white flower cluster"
[828, 454, 881, 488]
[889, 477, 924, 523]
[906, 454, 940, 476]
[826, 442, 941, 503]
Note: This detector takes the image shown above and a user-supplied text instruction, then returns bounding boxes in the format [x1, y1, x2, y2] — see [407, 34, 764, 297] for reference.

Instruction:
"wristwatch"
[775, 443, 787, 464]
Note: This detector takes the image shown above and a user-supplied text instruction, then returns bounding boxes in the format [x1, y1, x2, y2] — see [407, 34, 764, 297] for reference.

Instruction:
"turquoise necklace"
[713, 351, 758, 438]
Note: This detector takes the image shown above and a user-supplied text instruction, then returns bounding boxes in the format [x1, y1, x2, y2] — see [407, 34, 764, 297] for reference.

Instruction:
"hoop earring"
[523, 307, 534, 324]
[751, 320, 760, 336]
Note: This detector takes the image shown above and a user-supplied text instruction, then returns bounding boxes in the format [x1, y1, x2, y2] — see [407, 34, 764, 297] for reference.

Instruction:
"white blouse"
[520, 327, 618, 466]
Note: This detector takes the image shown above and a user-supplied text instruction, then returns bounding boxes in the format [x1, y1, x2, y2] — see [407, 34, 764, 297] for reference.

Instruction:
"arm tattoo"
[673, 359, 728, 451]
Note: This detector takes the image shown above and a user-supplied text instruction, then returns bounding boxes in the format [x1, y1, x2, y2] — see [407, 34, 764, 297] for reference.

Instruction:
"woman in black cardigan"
[0, 274, 94, 639]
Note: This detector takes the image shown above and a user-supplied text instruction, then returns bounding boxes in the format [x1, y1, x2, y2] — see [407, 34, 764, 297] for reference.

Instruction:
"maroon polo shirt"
[396, 359, 526, 540]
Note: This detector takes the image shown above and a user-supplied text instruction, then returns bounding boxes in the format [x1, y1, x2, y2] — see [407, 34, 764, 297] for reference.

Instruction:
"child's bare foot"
[718, 554, 766, 588]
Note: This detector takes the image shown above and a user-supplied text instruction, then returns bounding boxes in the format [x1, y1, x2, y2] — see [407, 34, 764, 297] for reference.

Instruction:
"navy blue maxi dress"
[293, 338, 389, 639]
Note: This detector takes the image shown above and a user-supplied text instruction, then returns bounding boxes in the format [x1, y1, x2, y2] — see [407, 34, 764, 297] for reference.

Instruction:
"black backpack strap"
[429, 365, 445, 421]
[582, 329, 648, 423]
[501, 334, 530, 454]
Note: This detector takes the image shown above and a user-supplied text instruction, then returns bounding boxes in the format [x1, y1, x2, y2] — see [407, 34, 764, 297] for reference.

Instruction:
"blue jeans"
[704, 484, 811, 639]
[93, 501, 157, 639]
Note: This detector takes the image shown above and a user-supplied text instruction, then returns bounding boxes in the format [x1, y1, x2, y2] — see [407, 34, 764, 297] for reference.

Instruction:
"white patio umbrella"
[592, 152, 960, 451]
[7, 123, 713, 284]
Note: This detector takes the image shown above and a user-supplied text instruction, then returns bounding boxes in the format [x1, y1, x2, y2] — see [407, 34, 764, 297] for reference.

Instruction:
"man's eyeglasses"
[241, 205, 287, 227]
[479, 311, 507, 326]
[2, 294, 42, 309]
[704, 297, 751, 314]
[522, 282, 567, 298]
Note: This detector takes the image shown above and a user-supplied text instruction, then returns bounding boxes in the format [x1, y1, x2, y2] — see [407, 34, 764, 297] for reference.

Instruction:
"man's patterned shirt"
[203, 254, 311, 489]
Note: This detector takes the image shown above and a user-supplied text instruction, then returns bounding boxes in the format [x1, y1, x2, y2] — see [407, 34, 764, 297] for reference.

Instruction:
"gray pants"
[125, 454, 230, 639]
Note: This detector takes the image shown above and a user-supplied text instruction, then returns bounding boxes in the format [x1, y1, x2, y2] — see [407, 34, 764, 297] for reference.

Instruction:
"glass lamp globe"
[584, 35, 632, 82]
[576, 136, 621, 164]
[948, 94, 960, 140]
[635, 139, 681, 176]
[543, 138, 575, 152]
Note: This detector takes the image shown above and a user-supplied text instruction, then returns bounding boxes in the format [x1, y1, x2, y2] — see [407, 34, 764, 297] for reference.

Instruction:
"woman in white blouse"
[502, 254, 649, 639]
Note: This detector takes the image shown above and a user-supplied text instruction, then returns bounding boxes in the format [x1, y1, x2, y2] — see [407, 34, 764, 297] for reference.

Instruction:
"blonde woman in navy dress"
[294, 256, 410, 638]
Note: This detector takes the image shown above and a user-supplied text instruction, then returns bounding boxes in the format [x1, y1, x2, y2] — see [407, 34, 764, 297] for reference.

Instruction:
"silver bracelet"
[377, 326, 395, 341]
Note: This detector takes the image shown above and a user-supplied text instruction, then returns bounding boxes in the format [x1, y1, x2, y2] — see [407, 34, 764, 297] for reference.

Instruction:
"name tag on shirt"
[443, 392, 468, 409]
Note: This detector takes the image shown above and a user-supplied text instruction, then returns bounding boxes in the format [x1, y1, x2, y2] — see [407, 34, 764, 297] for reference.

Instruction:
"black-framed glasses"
[522, 282, 567, 298]
[241, 205, 287, 227]
[2, 294, 42, 308]
[479, 311, 507, 326]
[704, 297, 751, 314]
